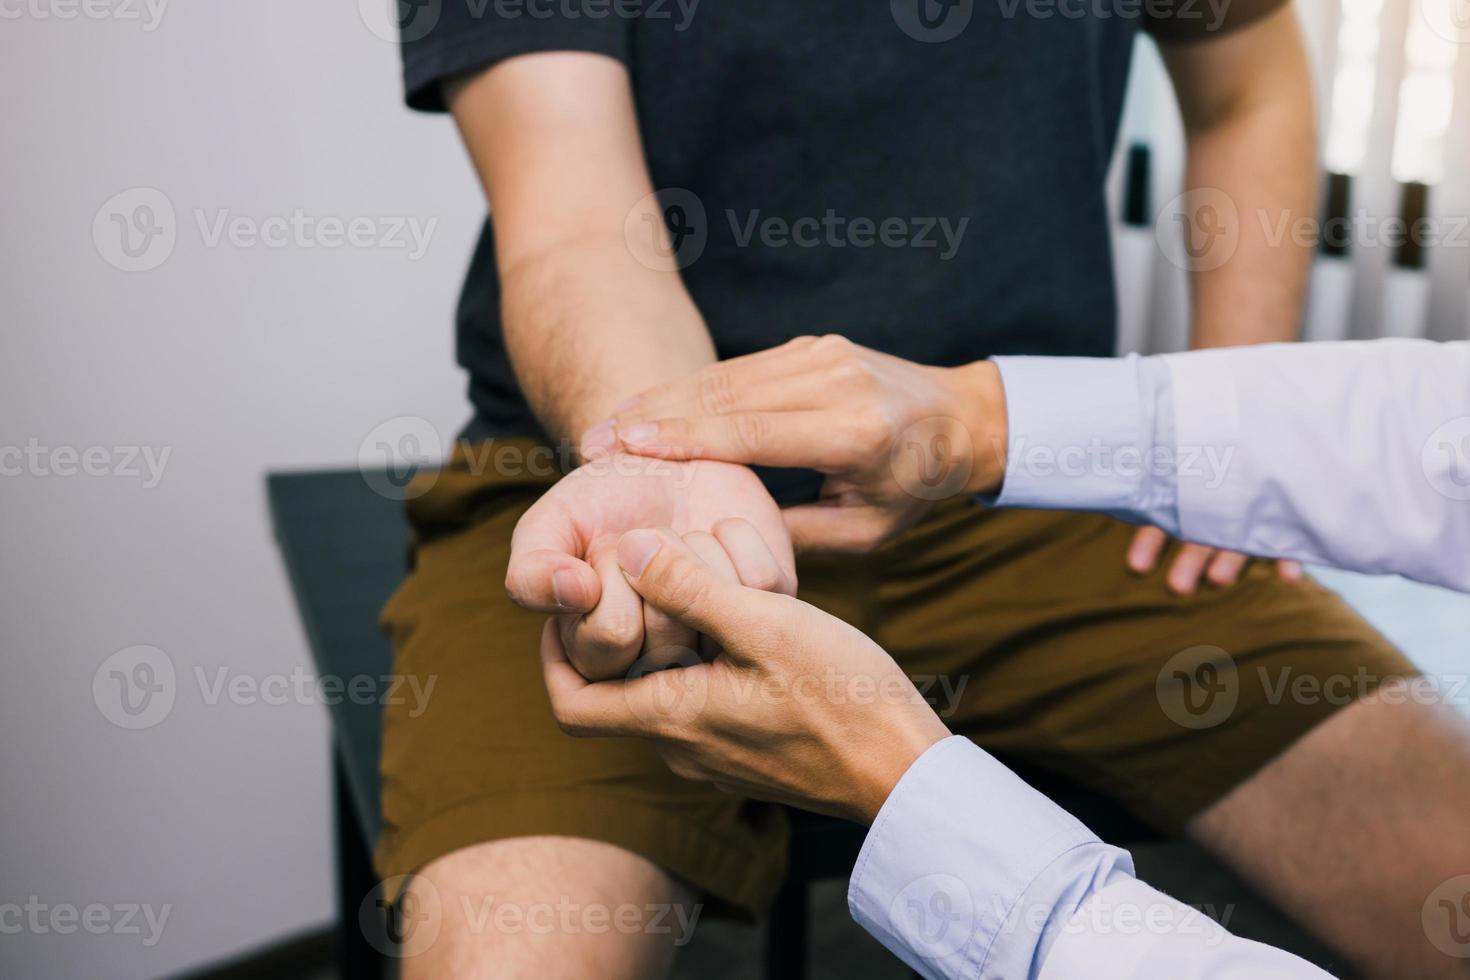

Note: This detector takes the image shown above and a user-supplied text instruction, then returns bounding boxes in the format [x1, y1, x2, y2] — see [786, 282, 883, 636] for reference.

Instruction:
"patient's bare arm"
[448, 53, 793, 677]
[447, 52, 716, 444]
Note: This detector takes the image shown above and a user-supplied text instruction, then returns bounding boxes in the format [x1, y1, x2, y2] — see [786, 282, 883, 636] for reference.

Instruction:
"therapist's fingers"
[1165, 543, 1215, 595]
[615, 340, 827, 422]
[616, 528, 778, 655]
[681, 531, 741, 658]
[1205, 549, 1249, 588]
[1126, 525, 1170, 575]
[563, 550, 645, 680]
[506, 498, 600, 613]
[540, 619, 649, 737]
[712, 518, 797, 596]
[541, 617, 711, 739]
[615, 412, 861, 471]
[682, 531, 741, 584]
[783, 503, 895, 554]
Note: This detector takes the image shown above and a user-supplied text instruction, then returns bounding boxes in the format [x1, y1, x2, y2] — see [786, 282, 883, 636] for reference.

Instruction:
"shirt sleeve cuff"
[1158, 351, 1247, 549]
[987, 355, 1150, 512]
[847, 736, 1131, 979]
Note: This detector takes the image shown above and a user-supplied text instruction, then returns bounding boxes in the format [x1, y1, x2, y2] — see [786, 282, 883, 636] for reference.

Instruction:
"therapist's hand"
[581, 335, 1009, 553]
[1127, 526, 1303, 595]
[540, 524, 951, 824]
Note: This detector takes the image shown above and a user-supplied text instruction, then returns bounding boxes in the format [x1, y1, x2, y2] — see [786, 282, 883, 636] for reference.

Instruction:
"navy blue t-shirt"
[400, 0, 1283, 461]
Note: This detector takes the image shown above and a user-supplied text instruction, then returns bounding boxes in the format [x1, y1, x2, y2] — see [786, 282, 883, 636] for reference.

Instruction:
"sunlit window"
[1392, 0, 1458, 184]
[1325, 0, 1384, 175]
[1325, 0, 1461, 184]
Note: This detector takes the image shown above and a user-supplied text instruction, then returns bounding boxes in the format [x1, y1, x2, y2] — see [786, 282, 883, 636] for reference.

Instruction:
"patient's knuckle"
[744, 563, 782, 594]
[850, 413, 890, 455]
[813, 333, 854, 361]
[589, 611, 642, 652]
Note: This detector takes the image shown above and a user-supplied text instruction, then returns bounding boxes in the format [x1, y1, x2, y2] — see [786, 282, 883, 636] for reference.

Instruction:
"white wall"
[1, 4, 480, 977]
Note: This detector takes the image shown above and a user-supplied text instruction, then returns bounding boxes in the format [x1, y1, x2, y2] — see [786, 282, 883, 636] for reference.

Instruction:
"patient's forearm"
[500, 236, 716, 447]
[446, 52, 717, 450]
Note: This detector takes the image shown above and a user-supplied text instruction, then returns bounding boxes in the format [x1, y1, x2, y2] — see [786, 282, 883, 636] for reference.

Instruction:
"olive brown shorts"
[375, 438, 1415, 916]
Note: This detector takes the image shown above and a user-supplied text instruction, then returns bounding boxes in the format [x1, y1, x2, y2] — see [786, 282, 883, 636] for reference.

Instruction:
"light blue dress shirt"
[847, 338, 1470, 978]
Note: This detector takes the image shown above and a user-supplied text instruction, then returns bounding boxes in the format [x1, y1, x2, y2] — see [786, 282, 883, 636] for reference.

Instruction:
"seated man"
[376, 4, 1470, 977]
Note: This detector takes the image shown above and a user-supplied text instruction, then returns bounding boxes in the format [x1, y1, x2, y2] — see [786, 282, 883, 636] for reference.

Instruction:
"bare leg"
[399, 836, 699, 979]
[1189, 681, 1470, 978]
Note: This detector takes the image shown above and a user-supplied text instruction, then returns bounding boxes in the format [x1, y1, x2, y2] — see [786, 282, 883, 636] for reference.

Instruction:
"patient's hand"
[506, 453, 795, 680]
[1126, 525, 1302, 595]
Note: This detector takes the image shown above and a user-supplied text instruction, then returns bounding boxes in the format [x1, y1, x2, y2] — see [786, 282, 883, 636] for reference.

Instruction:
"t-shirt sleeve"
[1141, 0, 1289, 44]
[400, 2, 631, 112]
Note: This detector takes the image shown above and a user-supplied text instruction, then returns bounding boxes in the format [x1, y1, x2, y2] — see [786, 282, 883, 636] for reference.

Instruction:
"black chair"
[267, 467, 1168, 979]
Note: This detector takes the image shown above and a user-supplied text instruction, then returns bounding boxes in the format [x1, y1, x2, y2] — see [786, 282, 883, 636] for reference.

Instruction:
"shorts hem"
[374, 788, 788, 919]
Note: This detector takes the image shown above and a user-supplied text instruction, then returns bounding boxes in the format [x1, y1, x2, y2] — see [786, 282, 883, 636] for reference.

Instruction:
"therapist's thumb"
[618, 528, 768, 651]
